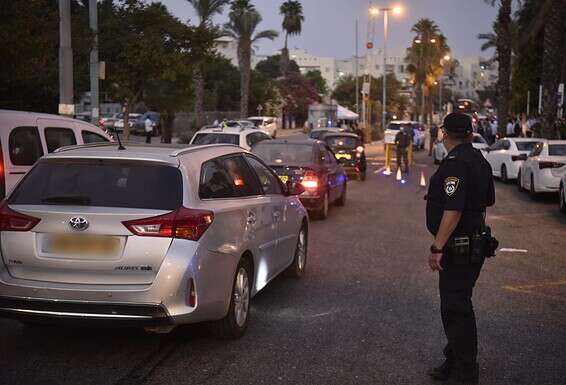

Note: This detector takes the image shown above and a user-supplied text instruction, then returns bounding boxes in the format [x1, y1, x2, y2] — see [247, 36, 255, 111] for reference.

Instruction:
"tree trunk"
[161, 109, 174, 144]
[193, 64, 205, 129]
[280, 33, 289, 76]
[123, 100, 130, 142]
[541, 0, 564, 139]
[496, 0, 512, 137]
[238, 42, 251, 118]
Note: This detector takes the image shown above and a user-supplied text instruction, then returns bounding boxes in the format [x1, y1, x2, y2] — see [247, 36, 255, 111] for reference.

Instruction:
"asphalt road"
[1, 144, 565, 385]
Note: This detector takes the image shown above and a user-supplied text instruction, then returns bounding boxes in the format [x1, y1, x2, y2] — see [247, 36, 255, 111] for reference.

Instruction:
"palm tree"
[223, 0, 278, 117]
[279, 0, 304, 76]
[484, 0, 512, 136]
[187, 0, 230, 128]
[405, 19, 449, 124]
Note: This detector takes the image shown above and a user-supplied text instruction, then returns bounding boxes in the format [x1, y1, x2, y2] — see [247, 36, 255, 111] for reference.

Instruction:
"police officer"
[425, 113, 495, 385]
[394, 125, 412, 173]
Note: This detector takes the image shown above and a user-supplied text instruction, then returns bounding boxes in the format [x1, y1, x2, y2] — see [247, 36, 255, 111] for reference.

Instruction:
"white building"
[213, 37, 268, 69]
[448, 56, 498, 99]
[288, 48, 337, 89]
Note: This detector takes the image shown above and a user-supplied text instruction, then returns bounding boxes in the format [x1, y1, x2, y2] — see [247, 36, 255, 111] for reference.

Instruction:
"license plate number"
[335, 153, 352, 160]
[46, 235, 121, 257]
[279, 175, 289, 183]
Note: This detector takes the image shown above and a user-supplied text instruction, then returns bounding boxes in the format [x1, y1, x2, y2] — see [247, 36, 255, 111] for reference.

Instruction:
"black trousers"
[396, 147, 409, 172]
[145, 131, 152, 144]
[439, 259, 484, 375]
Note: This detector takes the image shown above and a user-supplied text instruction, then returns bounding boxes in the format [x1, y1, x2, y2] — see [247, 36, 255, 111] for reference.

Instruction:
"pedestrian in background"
[506, 118, 515, 137]
[489, 119, 498, 144]
[394, 126, 411, 173]
[426, 113, 496, 385]
[429, 124, 439, 156]
[144, 116, 154, 144]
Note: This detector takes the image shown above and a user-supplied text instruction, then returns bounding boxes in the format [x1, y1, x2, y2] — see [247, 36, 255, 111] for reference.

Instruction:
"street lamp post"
[369, 5, 402, 130]
[439, 55, 450, 120]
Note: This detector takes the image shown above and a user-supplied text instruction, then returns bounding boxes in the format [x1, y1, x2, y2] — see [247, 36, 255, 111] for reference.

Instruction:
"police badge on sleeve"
[444, 177, 460, 196]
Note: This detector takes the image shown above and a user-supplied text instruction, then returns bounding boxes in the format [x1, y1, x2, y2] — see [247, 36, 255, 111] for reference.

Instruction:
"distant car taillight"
[539, 161, 564, 170]
[0, 201, 41, 231]
[123, 207, 214, 241]
[511, 154, 528, 162]
[301, 170, 319, 190]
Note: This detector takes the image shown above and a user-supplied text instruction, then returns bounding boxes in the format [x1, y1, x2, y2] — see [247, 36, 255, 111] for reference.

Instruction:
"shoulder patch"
[444, 177, 459, 196]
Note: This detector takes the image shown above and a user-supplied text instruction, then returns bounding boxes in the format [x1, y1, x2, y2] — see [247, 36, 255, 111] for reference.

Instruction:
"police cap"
[441, 113, 473, 135]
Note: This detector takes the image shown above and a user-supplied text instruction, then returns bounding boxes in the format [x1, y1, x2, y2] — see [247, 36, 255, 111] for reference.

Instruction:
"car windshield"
[8, 159, 183, 210]
[248, 119, 263, 126]
[549, 144, 566, 156]
[388, 123, 412, 131]
[252, 143, 314, 165]
[325, 136, 358, 149]
[309, 130, 329, 139]
[515, 141, 540, 152]
[192, 133, 239, 145]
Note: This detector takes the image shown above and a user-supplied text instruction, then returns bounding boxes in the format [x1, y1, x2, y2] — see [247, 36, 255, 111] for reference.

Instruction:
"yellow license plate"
[279, 175, 289, 183]
[335, 153, 352, 160]
[48, 235, 121, 257]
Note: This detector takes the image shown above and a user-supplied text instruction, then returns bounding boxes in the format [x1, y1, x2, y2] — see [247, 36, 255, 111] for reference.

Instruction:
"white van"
[247, 116, 278, 138]
[0, 110, 113, 199]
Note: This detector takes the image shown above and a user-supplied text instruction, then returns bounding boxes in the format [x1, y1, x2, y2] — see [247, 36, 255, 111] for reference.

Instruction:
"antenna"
[113, 129, 126, 150]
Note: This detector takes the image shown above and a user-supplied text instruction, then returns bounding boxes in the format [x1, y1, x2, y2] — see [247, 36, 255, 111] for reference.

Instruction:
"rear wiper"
[41, 195, 91, 205]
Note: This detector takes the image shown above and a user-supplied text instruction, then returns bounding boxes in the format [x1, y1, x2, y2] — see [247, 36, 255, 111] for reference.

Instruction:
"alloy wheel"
[233, 267, 250, 328]
[297, 229, 306, 272]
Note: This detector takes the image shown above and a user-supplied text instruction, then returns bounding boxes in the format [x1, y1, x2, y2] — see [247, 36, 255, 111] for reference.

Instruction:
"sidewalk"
[277, 128, 304, 138]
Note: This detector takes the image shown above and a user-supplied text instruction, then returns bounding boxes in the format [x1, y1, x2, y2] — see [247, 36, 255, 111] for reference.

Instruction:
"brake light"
[356, 146, 364, 153]
[539, 161, 564, 170]
[187, 278, 196, 307]
[0, 201, 40, 231]
[123, 207, 213, 241]
[511, 154, 528, 162]
[301, 170, 319, 190]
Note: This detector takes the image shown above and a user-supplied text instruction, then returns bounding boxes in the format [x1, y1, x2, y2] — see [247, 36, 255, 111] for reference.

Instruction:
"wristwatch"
[430, 245, 444, 254]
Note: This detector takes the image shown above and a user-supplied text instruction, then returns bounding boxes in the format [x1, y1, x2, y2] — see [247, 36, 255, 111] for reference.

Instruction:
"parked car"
[190, 127, 271, 151]
[99, 112, 122, 129]
[0, 143, 308, 338]
[224, 120, 256, 129]
[483, 138, 542, 183]
[518, 140, 566, 199]
[247, 116, 278, 138]
[308, 127, 341, 140]
[322, 133, 367, 181]
[0, 110, 112, 200]
[384, 121, 424, 149]
[433, 133, 489, 164]
[114, 113, 142, 132]
[252, 139, 347, 220]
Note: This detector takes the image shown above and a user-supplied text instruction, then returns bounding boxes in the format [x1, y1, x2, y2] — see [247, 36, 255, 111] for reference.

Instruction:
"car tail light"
[0, 201, 41, 231]
[539, 161, 564, 170]
[187, 278, 196, 307]
[512, 154, 528, 161]
[301, 170, 319, 190]
[356, 146, 364, 153]
[123, 207, 214, 241]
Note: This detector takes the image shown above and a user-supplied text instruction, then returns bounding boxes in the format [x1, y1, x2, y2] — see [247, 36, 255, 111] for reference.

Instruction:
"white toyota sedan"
[483, 138, 542, 183]
[433, 133, 489, 164]
[518, 140, 566, 198]
[191, 127, 271, 151]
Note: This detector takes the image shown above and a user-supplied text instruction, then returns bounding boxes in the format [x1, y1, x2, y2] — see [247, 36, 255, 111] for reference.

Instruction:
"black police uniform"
[426, 115, 495, 382]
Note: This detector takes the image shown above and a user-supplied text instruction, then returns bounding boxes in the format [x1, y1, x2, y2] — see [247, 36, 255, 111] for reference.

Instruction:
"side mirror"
[286, 181, 305, 196]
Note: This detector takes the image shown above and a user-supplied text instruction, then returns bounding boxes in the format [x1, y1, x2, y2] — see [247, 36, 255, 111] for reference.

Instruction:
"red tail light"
[301, 170, 319, 190]
[539, 161, 564, 170]
[511, 154, 528, 161]
[187, 278, 196, 307]
[0, 201, 41, 231]
[122, 207, 214, 241]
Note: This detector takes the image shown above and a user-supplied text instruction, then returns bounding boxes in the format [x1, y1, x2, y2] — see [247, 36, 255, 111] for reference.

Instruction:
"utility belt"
[444, 226, 499, 265]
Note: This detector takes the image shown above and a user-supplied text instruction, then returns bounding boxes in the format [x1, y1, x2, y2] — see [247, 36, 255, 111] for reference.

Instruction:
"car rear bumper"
[0, 240, 237, 326]
[299, 196, 324, 211]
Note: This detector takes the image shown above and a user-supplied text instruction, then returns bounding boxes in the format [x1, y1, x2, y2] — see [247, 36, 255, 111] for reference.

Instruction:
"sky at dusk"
[161, 0, 498, 60]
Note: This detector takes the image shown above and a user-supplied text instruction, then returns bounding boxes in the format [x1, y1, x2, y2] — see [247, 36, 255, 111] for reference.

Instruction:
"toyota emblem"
[69, 216, 89, 231]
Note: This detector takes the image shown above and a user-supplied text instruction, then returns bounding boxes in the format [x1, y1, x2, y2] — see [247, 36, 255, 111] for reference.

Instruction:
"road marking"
[374, 166, 385, 174]
[499, 248, 529, 253]
[503, 280, 566, 303]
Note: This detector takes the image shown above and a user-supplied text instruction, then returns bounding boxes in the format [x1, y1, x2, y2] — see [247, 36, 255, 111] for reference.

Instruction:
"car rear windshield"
[309, 130, 329, 139]
[387, 123, 411, 131]
[325, 136, 358, 148]
[549, 144, 566, 156]
[8, 159, 183, 210]
[192, 133, 239, 146]
[252, 143, 314, 165]
[515, 141, 539, 152]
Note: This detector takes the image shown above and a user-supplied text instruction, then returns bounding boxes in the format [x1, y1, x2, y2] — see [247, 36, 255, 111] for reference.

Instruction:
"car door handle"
[247, 212, 257, 224]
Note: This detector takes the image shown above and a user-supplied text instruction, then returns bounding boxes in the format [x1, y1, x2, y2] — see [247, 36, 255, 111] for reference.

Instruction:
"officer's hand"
[428, 253, 443, 271]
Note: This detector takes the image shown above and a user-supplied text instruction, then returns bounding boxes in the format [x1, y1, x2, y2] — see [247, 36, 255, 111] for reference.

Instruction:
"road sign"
[366, 42, 374, 49]
[58, 103, 75, 116]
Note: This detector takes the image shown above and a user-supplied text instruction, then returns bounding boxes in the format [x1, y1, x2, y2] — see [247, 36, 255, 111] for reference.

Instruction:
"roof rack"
[170, 144, 241, 157]
[54, 142, 120, 153]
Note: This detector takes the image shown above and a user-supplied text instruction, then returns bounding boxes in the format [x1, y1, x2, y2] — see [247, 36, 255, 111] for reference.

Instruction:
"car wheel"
[529, 174, 539, 200]
[560, 183, 566, 213]
[336, 183, 347, 206]
[208, 258, 251, 339]
[314, 191, 329, 220]
[284, 225, 308, 278]
[501, 164, 509, 184]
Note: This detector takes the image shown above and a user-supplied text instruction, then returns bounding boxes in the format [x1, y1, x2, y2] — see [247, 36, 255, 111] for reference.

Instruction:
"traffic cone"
[396, 167, 402, 181]
[420, 172, 427, 187]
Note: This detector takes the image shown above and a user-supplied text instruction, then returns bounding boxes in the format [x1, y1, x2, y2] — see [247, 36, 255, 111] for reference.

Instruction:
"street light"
[430, 38, 436, 43]
[369, 4, 404, 130]
[438, 54, 451, 118]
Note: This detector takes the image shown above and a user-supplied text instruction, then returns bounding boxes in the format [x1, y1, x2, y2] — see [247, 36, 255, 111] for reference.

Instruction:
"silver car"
[0, 143, 308, 338]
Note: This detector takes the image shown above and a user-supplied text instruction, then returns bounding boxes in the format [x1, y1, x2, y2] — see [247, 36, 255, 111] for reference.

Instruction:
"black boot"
[427, 360, 453, 381]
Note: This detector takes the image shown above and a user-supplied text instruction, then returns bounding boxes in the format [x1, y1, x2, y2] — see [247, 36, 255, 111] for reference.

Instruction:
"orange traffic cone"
[420, 172, 427, 187]
[396, 167, 402, 181]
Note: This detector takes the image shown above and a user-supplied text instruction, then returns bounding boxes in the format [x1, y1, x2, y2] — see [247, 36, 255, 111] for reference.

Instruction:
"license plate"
[335, 153, 352, 160]
[46, 234, 121, 257]
[279, 175, 289, 184]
